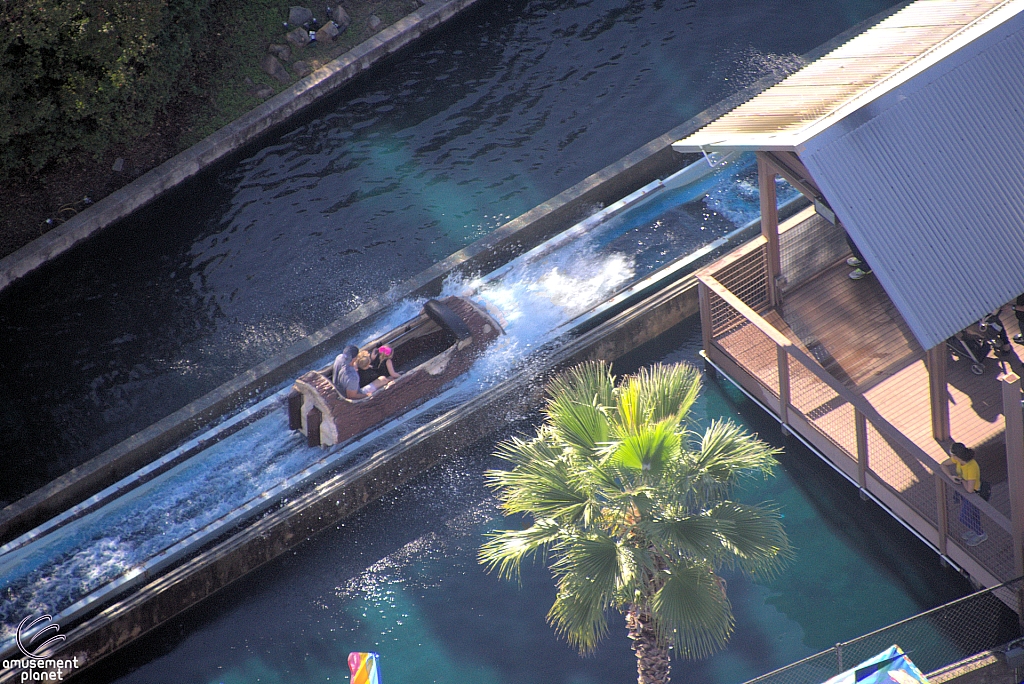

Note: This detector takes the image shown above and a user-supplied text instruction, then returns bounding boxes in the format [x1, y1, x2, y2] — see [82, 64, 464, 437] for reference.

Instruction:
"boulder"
[316, 21, 339, 42]
[368, 14, 381, 29]
[267, 43, 291, 61]
[285, 26, 311, 48]
[331, 5, 351, 30]
[292, 61, 312, 78]
[260, 54, 292, 84]
[288, 6, 314, 26]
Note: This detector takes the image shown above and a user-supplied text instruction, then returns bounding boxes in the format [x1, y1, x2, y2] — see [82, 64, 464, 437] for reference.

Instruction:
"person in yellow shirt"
[943, 442, 986, 546]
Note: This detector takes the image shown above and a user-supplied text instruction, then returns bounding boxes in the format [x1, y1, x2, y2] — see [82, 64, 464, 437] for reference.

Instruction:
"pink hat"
[378, 345, 393, 356]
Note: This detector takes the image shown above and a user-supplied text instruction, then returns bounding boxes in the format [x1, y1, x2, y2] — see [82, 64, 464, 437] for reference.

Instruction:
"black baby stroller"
[946, 327, 988, 375]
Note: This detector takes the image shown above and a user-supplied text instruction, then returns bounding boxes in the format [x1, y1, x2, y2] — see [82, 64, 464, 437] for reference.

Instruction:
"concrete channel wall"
[4, 275, 701, 683]
[0, 129, 697, 543]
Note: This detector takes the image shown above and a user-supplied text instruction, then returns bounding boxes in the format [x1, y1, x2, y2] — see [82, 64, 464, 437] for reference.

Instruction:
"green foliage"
[0, 0, 211, 178]
[480, 361, 791, 670]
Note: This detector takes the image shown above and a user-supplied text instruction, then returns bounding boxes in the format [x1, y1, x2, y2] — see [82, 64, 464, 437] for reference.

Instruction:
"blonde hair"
[355, 350, 371, 369]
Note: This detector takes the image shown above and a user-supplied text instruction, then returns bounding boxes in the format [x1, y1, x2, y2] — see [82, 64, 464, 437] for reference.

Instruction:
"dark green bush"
[0, 0, 212, 180]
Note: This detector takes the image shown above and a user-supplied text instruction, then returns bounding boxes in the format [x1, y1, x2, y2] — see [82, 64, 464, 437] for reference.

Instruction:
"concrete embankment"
[0, 0, 487, 293]
[3, 271, 701, 683]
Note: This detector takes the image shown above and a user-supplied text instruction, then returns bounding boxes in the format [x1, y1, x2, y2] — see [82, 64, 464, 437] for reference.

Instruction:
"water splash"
[0, 153, 779, 651]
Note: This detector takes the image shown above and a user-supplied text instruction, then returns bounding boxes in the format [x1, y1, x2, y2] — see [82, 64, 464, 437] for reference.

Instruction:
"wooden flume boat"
[288, 296, 503, 446]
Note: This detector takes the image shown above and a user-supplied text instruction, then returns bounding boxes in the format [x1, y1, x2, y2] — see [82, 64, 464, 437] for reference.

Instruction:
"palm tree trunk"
[627, 605, 671, 684]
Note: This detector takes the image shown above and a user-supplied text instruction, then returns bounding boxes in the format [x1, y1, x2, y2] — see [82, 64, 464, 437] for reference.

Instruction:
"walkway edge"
[0, 0, 484, 293]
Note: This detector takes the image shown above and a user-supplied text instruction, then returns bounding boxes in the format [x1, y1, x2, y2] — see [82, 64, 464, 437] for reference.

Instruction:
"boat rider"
[332, 345, 369, 399]
[358, 345, 401, 390]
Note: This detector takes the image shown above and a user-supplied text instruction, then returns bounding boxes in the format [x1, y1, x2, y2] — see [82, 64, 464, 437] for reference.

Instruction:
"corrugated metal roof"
[673, 0, 1022, 152]
[797, 10, 1024, 350]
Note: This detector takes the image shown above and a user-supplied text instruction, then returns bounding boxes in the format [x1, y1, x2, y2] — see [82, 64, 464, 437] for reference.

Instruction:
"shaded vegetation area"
[0, 0, 420, 259]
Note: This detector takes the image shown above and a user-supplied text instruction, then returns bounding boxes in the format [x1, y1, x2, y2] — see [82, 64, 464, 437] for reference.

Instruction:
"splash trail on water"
[0, 155, 797, 650]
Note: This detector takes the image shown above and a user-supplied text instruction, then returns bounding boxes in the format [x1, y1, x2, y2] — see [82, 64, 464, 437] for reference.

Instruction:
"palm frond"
[548, 581, 612, 654]
[545, 394, 610, 456]
[607, 419, 681, 480]
[615, 379, 644, 435]
[639, 514, 730, 562]
[694, 420, 781, 484]
[630, 362, 702, 424]
[549, 533, 623, 607]
[706, 502, 792, 578]
[486, 441, 592, 521]
[479, 518, 563, 582]
[545, 360, 616, 409]
[650, 561, 734, 659]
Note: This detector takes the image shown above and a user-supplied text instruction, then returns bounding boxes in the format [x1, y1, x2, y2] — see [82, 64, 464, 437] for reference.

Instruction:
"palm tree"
[479, 361, 790, 684]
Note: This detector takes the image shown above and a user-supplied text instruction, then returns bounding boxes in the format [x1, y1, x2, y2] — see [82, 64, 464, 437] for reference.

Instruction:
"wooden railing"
[698, 271, 1016, 586]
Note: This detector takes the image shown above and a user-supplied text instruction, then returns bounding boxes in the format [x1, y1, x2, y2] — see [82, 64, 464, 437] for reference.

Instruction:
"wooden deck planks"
[705, 240, 1023, 584]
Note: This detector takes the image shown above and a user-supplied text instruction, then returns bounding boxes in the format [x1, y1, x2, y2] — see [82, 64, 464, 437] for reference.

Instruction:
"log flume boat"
[288, 296, 503, 446]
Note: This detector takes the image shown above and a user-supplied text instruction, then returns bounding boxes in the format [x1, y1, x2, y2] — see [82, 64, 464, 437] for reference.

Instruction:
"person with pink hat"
[357, 344, 402, 393]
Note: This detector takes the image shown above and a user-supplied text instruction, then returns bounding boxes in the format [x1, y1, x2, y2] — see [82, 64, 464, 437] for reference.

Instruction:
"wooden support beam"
[925, 344, 950, 442]
[756, 152, 781, 308]
[855, 409, 868, 491]
[1002, 372, 1024, 578]
[935, 474, 948, 557]
[763, 151, 821, 201]
[698, 281, 713, 354]
[777, 346, 790, 425]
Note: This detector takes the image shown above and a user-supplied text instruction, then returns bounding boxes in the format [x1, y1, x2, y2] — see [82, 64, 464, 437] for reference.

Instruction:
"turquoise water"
[81, 322, 970, 684]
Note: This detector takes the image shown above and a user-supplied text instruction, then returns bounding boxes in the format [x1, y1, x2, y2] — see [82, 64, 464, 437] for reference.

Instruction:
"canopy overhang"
[675, 0, 1024, 350]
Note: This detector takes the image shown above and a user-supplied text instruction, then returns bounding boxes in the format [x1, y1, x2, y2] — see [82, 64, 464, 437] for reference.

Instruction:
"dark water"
[0, 0, 898, 502]
[76, 319, 971, 684]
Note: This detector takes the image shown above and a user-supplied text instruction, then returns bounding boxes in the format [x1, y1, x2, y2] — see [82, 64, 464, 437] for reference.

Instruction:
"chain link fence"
[740, 578, 1023, 684]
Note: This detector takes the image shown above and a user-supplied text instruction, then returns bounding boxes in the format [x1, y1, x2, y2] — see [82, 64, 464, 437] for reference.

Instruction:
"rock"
[288, 6, 314, 26]
[292, 61, 312, 77]
[285, 26, 311, 48]
[267, 43, 291, 61]
[260, 54, 292, 84]
[368, 14, 381, 29]
[316, 21, 339, 42]
[112, 157, 124, 173]
[331, 5, 351, 30]
[254, 84, 275, 99]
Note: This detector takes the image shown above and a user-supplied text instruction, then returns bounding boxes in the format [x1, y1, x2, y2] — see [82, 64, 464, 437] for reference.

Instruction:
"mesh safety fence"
[740, 578, 1023, 684]
[864, 422, 939, 527]
[707, 286, 779, 398]
[941, 479, 1016, 583]
[778, 212, 847, 293]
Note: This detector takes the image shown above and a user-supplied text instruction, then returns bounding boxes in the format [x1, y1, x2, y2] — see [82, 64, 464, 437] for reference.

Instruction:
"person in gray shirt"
[332, 345, 367, 399]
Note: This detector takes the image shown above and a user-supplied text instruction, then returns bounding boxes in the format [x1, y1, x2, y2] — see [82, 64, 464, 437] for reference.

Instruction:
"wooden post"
[698, 281, 713, 354]
[925, 344, 950, 442]
[288, 391, 303, 431]
[855, 409, 868, 491]
[1002, 372, 1024, 578]
[757, 152, 781, 308]
[935, 473, 948, 557]
[306, 407, 322, 448]
[777, 345, 790, 425]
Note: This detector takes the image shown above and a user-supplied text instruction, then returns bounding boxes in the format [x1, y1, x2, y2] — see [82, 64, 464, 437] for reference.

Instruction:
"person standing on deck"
[1012, 294, 1024, 344]
[943, 442, 987, 546]
[843, 227, 872, 281]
